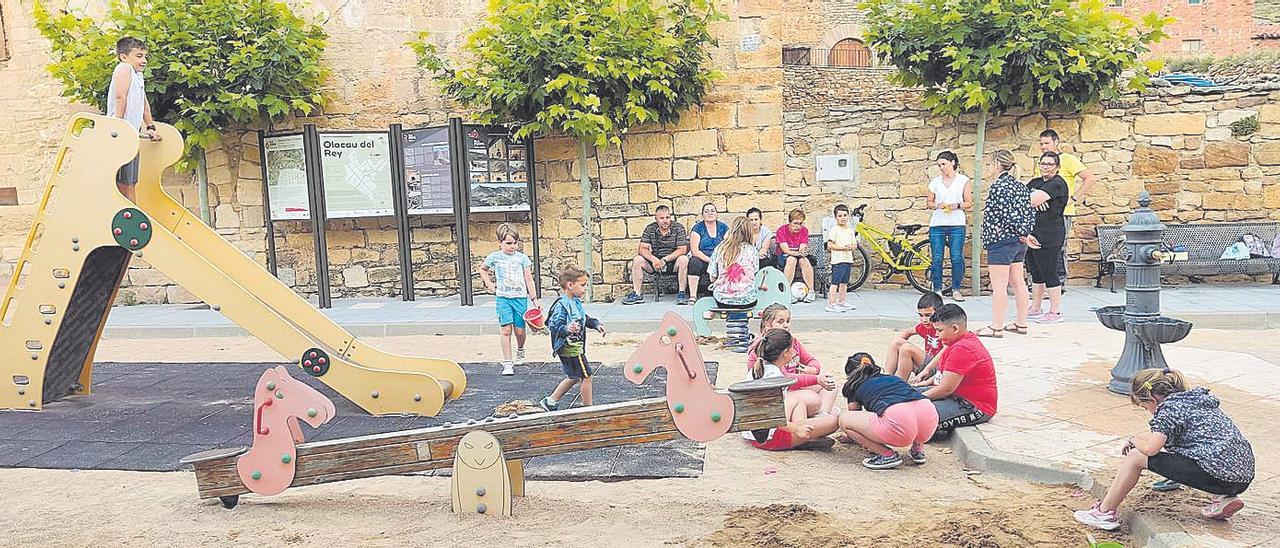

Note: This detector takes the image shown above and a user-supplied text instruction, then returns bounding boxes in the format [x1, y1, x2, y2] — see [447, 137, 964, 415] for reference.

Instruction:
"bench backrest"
[1095, 222, 1280, 261]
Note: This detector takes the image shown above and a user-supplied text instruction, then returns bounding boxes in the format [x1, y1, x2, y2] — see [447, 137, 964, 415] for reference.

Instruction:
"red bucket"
[523, 307, 546, 330]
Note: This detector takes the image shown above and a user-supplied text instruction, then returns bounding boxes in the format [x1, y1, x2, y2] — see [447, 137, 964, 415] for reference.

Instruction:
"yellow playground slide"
[0, 114, 465, 416]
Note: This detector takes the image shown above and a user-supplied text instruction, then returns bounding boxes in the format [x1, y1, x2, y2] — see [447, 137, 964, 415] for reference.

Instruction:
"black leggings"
[1026, 246, 1063, 288]
[1148, 452, 1251, 497]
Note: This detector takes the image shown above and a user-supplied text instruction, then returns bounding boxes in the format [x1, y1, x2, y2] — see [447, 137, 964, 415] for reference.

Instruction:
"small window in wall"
[1181, 39, 1204, 52]
[828, 38, 871, 68]
[1109, 0, 1124, 6]
[1188, 0, 1203, 5]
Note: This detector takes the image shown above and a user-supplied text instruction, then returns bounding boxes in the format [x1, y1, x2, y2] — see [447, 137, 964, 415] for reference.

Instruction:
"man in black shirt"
[622, 205, 691, 304]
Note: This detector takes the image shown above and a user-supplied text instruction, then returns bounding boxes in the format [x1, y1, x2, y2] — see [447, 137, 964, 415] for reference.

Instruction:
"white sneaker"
[824, 304, 844, 313]
[839, 302, 856, 310]
[501, 361, 515, 376]
[514, 348, 525, 366]
[1073, 504, 1121, 531]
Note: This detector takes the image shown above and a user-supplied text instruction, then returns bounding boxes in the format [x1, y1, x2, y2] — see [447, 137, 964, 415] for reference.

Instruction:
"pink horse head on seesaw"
[624, 312, 735, 443]
[236, 365, 336, 496]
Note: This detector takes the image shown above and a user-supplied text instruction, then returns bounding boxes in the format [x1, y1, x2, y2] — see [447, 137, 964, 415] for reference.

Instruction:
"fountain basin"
[1131, 317, 1193, 345]
[1094, 305, 1127, 331]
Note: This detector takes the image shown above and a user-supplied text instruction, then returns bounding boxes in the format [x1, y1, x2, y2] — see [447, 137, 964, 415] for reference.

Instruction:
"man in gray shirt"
[622, 205, 690, 304]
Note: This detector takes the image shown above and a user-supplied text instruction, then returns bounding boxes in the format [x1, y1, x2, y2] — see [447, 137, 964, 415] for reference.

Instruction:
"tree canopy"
[34, 0, 328, 165]
[859, 0, 1170, 116]
[412, 0, 724, 147]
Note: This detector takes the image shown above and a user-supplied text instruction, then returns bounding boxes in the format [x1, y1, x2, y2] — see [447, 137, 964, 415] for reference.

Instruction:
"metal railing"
[783, 47, 875, 68]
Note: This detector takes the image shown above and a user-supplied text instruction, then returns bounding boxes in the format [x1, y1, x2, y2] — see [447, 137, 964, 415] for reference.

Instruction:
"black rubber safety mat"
[0, 360, 718, 480]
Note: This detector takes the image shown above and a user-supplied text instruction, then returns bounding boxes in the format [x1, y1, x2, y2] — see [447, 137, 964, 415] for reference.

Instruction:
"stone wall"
[784, 65, 1280, 285]
[1, 0, 787, 303]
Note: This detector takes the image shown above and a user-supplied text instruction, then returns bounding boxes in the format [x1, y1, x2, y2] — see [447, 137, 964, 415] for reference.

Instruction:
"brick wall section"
[1109, 0, 1280, 55]
[785, 66, 1280, 285]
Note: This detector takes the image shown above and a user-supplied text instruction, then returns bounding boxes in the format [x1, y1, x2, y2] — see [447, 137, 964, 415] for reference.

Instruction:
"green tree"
[413, 0, 723, 296]
[34, 0, 327, 223]
[860, 0, 1168, 291]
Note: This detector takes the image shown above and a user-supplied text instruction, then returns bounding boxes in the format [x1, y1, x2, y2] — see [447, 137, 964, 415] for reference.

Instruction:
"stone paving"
[974, 325, 1280, 547]
[101, 285, 1280, 339]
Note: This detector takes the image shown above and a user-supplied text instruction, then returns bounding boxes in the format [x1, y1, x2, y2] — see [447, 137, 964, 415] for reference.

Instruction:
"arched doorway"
[828, 38, 871, 67]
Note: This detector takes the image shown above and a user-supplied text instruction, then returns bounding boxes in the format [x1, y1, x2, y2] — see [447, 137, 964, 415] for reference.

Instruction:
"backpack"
[1240, 233, 1271, 258]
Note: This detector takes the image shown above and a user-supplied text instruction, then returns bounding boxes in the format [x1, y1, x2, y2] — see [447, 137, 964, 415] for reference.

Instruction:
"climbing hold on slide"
[111, 208, 152, 249]
[300, 348, 329, 377]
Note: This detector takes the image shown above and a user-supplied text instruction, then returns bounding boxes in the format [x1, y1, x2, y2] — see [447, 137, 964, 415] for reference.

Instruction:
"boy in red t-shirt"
[885, 292, 944, 380]
[921, 303, 997, 439]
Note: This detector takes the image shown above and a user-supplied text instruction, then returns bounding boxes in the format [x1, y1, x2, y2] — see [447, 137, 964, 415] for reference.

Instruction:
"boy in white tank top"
[107, 37, 161, 201]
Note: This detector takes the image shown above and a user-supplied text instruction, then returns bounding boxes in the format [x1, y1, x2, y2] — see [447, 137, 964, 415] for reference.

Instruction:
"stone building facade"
[1109, 0, 1280, 55]
[0, 0, 787, 303]
[2, 0, 1279, 305]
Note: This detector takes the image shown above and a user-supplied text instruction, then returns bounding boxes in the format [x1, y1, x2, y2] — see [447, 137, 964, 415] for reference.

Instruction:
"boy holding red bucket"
[479, 224, 540, 375]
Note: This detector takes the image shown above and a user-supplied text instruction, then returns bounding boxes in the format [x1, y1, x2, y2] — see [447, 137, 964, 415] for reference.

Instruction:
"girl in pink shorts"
[838, 352, 939, 470]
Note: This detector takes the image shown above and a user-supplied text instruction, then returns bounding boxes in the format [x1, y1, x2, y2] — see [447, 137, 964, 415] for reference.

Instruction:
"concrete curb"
[950, 428, 1204, 547]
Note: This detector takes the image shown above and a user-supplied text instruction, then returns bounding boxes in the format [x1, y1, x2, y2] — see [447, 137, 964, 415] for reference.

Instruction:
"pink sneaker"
[1036, 312, 1064, 324]
[1202, 496, 1244, 520]
[1026, 307, 1044, 319]
[1073, 503, 1121, 531]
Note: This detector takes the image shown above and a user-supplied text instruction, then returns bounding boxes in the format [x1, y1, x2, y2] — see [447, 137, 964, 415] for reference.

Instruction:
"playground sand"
[0, 330, 1136, 545]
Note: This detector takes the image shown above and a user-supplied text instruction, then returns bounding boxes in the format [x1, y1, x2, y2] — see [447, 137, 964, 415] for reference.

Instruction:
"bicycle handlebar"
[852, 204, 868, 216]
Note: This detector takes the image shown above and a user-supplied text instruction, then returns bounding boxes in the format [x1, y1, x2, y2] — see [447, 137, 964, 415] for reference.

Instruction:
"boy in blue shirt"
[479, 224, 539, 376]
[539, 265, 606, 411]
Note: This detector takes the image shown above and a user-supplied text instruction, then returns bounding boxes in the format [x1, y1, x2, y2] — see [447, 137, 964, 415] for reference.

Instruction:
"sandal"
[976, 326, 1003, 338]
[1003, 324, 1028, 335]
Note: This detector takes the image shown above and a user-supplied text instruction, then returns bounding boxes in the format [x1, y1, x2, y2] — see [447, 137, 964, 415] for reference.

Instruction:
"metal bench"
[1095, 222, 1280, 292]
[644, 270, 681, 302]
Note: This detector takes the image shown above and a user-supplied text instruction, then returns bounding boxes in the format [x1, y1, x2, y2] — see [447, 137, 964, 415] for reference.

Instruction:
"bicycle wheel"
[904, 240, 933, 294]
[847, 245, 871, 291]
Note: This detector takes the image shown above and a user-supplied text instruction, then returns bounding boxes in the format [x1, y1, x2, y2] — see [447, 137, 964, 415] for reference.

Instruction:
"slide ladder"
[0, 114, 464, 415]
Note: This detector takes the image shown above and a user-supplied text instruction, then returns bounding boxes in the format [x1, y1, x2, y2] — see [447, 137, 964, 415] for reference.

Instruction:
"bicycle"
[844, 203, 935, 294]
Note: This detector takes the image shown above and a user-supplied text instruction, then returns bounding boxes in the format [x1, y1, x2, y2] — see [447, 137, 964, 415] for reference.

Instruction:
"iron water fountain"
[1094, 192, 1194, 394]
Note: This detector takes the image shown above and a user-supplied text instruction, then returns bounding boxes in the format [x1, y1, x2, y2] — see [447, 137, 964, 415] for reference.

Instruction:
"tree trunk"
[577, 141, 593, 301]
[970, 107, 988, 294]
[195, 146, 212, 224]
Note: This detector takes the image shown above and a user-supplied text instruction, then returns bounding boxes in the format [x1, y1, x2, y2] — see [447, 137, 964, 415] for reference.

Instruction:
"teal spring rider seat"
[692, 267, 791, 350]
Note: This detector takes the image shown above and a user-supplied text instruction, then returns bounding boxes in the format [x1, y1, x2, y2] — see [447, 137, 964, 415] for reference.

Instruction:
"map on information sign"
[264, 134, 309, 221]
[319, 132, 395, 218]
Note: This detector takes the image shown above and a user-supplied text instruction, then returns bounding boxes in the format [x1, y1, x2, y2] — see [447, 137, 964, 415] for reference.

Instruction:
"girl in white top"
[926, 151, 973, 300]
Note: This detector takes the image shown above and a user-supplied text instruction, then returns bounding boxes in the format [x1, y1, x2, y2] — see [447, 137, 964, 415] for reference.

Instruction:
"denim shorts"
[495, 296, 528, 328]
[830, 262, 852, 285]
[985, 239, 1028, 266]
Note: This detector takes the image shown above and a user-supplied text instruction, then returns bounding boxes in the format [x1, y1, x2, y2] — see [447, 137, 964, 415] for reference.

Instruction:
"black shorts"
[688, 255, 709, 276]
[116, 155, 140, 186]
[641, 260, 678, 275]
[1026, 246, 1063, 288]
[932, 395, 989, 431]
[1148, 451, 1251, 497]
[559, 354, 593, 379]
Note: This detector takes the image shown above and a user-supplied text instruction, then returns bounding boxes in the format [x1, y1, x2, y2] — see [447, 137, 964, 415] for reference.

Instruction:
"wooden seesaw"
[181, 313, 791, 513]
